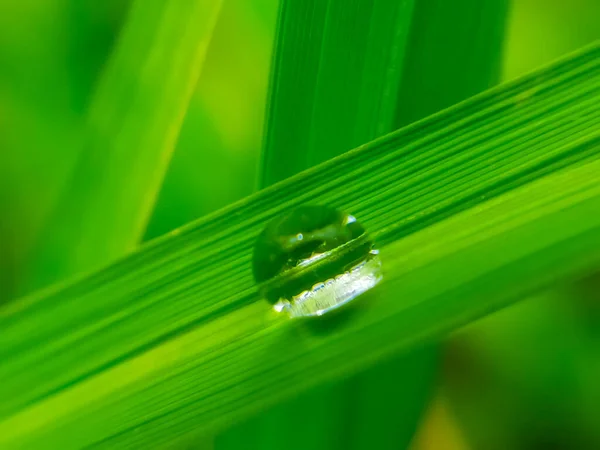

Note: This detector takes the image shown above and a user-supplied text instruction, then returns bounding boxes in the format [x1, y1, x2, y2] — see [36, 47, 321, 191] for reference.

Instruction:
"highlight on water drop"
[252, 205, 382, 318]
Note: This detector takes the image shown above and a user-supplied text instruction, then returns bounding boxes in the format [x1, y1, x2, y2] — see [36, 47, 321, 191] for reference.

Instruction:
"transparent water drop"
[253, 205, 382, 318]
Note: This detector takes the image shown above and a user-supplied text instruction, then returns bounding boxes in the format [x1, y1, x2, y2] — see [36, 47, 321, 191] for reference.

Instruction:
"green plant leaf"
[258, 0, 415, 187]
[0, 42, 598, 448]
[21, 0, 223, 294]
[396, 0, 510, 127]
[145, 0, 279, 241]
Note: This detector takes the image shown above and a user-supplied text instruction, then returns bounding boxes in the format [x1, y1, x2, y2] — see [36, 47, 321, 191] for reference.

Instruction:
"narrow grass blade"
[237, 1, 431, 449]
[144, 0, 278, 241]
[396, 0, 510, 127]
[21, 0, 223, 293]
[0, 42, 598, 448]
[352, 2, 511, 447]
[259, 0, 415, 186]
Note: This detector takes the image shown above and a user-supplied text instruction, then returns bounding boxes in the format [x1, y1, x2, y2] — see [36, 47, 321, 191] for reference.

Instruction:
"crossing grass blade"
[349, 2, 511, 447]
[144, 0, 278, 241]
[21, 0, 223, 294]
[396, 0, 510, 127]
[258, 0, 415, 187]
[0, 42, 598, 449]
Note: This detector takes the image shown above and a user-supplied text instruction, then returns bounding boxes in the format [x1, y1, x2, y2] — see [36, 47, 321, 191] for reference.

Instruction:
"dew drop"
[253, 205, 382, 318]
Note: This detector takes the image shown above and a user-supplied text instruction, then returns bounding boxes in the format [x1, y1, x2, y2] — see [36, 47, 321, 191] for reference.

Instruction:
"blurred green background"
[0, 0, 598, 449]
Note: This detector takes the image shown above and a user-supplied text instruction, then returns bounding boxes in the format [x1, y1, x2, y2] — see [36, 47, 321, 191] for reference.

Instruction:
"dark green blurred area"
[0, 1, 598, 449]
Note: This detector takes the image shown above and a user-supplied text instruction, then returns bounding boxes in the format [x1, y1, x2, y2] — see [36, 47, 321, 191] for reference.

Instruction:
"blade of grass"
[145, 0, 278, 241]
[1, 41, 598, 410]
[21, 0, 223, 294]
[396, 0, 510, 127]
[259, 0, 415, 186]
[2, 137, 600, 450]
[0, 42, 598, 448]
[224, 1, 431, 449]
[353, 1, 511, 447]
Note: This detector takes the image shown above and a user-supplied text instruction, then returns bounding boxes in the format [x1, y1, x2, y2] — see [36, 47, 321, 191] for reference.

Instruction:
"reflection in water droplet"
[253, 205, 382, 318]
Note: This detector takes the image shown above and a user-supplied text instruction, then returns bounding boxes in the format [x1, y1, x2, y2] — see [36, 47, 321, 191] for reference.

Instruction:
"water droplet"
[253, 205, 382, 318]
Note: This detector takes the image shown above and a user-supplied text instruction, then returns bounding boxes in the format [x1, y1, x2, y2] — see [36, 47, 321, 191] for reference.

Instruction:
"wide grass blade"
[22, 0, 223, 293]
[2, 143, 600, 450]
[0, 42, 598, 448]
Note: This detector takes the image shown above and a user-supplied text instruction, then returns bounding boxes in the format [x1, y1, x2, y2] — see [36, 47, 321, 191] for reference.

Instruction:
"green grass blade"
[0, 42, 598, 448]
[396, 0, 510, 127]
[259, 0, 415, 187]
[3, 143, 600, 450]
[145, 0, 278, 241]
[226, 1, 428, 449]
[352, 2, 510, 447]
[100, 158, 600, 449]
[21, 0, 223, 294]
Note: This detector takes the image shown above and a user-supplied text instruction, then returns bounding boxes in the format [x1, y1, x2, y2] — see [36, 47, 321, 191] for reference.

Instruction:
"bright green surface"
[2, 133, 600, 449]
[1, 44, 599, 447]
